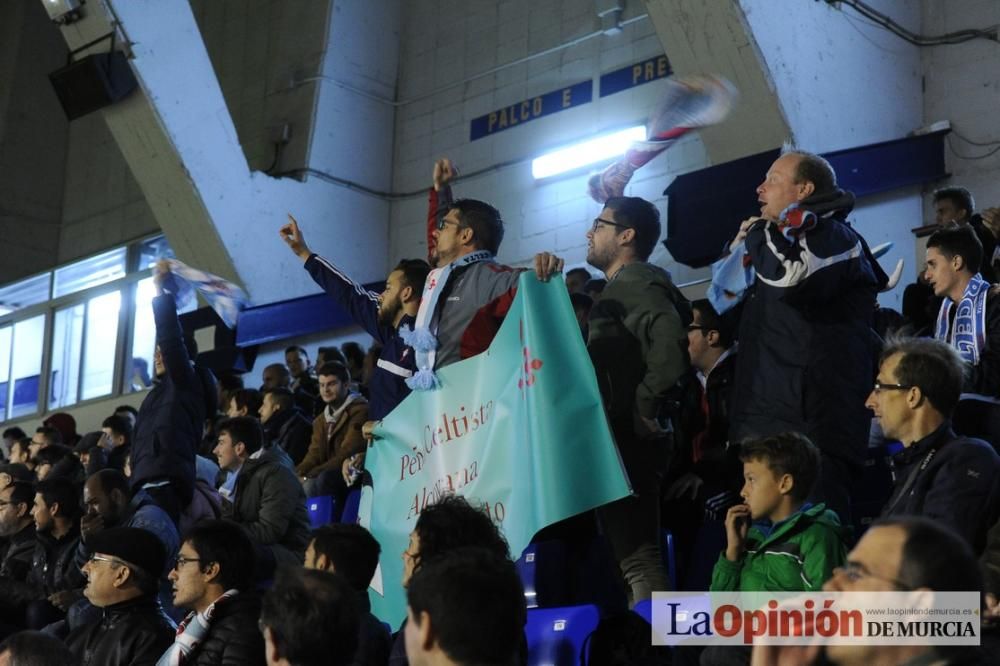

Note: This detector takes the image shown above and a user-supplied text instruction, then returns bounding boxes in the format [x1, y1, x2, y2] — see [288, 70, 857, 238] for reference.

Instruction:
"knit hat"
[43, 412, 79, 446]
[87, 527, 166, 579]
[73, 431, 103, 454]
[0, 463, 34, 484]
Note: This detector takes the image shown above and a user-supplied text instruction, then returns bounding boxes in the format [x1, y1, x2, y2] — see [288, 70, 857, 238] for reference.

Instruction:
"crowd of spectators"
[0, 151, 999, 665]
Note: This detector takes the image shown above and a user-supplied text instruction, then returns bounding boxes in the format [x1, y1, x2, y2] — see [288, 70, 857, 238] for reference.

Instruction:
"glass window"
[0, 327, 11, 421]
[81, 291, 121, 400]
[124, 278, 195, 393]
[8, 315, 45, 419]
[49, 304, 84, 409]
[53, 247, 127, 298]
[136, 236, 176, 271]
[0, 273, 51, 316]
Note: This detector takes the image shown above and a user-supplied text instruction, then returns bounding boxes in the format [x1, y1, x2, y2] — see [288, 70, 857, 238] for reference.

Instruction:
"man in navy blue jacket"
[869, 337, 1000, 554]
[131, 263, 217, 526]
[280, 216, 430, 479]
[724, 149, 888, 522]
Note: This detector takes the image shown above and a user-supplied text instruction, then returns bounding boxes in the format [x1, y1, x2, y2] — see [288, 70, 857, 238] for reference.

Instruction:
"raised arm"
[280, 214, 385, 342]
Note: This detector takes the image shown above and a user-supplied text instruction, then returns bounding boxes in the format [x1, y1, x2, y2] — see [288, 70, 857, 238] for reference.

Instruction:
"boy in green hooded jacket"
[711, 432, 848, 592]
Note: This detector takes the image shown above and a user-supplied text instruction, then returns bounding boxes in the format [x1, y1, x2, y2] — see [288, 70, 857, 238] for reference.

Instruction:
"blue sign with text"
[599, 55, 672, 97]
[469, 80, 593, 141]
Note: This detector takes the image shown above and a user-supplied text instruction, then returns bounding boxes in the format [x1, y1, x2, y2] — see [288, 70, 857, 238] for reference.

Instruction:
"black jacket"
[181, 592, 265, 666]
[674, 351, 741, 491]
[0, 522, 37, 619]
[226, 448, 310, 566]
[262, 407, 313, 467]
[881, 423, 1000, 553]
[731, 190, 888, 467]
[132, 294, 217, 503]
[29, 525, 86, 595]
[353, 590, 391, 666]
[0, 522, 35, 582]
[65, 595, 175, 666]
[970, 215, 999, 284]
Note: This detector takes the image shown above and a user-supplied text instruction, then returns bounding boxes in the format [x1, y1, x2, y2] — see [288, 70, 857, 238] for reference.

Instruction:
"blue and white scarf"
[935, 273, 990, 366]
[400, 250, 493, 390]
[161, 259, 248, 328]
[157, 589, 240, 666]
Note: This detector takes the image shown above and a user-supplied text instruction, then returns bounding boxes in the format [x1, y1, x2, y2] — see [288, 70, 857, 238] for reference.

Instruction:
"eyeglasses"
[435, 218, 463, 231]
[88, 554, 125, 568]
[687, 324, 708, 332]
[172, 555, 205, 570]
[0, 499, 16, 508]
[834, 562, 912, 590]
[872, 381, 914, 394]
[590, 217, 631, 233]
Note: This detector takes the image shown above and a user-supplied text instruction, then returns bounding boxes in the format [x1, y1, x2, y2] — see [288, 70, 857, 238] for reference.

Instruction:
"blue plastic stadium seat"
[517, 543, 542, 609]
[660, 529, 676, 588]
[516, 541, 570, 609]
[340, 488, 362, 524]
[633, 599, 653, 624]
[525, 604, 600, 666]
[307, 495, 334, 529]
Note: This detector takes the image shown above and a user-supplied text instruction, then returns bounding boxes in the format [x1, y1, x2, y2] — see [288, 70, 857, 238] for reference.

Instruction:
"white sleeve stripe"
[757, 231, 863, 289]
[377, 358, 414, 378]
[314, 256, 380, 303]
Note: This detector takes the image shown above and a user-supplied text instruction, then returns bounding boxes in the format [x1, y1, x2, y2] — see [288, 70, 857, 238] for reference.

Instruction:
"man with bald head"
[261, 364, 291, 391]
[719, 148, 888, 523]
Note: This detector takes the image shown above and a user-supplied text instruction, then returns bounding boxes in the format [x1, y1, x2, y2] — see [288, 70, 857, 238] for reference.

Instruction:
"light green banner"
[360, 273, 631, 627]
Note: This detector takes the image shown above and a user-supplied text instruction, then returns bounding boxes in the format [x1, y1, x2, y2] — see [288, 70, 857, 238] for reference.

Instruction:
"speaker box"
[48, 51, 138, 121]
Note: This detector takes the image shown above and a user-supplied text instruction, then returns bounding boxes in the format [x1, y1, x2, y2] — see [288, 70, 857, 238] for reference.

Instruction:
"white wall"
[922, 0, 1000, 220]
[386, 0, 713, 289]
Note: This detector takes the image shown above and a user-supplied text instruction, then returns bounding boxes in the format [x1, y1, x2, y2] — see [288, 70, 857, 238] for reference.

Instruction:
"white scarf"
[157, 589, 240, 666]
[400, 250, 493, 390]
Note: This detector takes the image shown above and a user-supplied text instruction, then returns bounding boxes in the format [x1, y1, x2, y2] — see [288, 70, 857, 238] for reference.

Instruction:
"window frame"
[0, 234, 170, 423]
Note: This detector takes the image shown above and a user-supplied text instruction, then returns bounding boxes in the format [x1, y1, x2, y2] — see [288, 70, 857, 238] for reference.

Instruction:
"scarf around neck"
[400, 250, 494, 390]
[935, 273, 990, 366]
[157, 589, 240, 666]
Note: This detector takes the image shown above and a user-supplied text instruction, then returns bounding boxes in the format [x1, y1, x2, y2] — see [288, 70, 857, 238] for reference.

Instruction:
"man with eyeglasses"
[866, 337, 1000, 553]
[718, 149, 888, 526]
[665, 299, 743, 585]
[66, 526, 175, 666]
[581, 195, 690, 603]
[752, 516, 991, 666]
[419, 158, 563, 381]
[160, 519, 264, 666]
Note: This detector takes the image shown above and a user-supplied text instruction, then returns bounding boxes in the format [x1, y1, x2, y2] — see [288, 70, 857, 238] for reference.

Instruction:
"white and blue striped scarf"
[935, 273, 990, 366]
[400, 250, 493, 390]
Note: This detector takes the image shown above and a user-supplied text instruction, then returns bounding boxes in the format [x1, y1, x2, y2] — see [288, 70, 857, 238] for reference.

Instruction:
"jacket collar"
[893, 422, 954, 467]
[754, 502, 828, 544]
[101, 594, 162, 620]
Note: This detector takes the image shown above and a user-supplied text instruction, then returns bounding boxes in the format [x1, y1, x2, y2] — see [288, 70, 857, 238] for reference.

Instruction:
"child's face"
[740, 459, 788, 520]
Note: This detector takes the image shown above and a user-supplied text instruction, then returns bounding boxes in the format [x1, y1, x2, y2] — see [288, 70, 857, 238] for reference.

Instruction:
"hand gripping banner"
[359, 273, 631, 626]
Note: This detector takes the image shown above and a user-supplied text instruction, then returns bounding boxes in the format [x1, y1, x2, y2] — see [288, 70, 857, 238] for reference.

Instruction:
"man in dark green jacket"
[584, 196, 690, 604]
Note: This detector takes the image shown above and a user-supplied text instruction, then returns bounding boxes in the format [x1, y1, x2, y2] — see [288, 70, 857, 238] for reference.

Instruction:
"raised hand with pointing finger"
[279, 214, 313, 262]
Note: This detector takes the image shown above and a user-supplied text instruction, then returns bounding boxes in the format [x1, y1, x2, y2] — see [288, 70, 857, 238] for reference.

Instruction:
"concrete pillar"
[51, 0, 399, 304]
